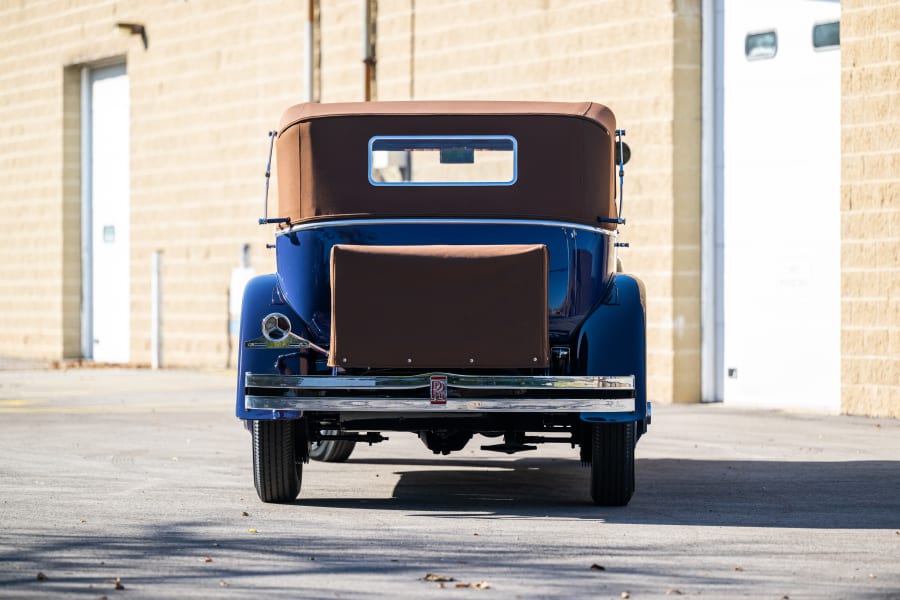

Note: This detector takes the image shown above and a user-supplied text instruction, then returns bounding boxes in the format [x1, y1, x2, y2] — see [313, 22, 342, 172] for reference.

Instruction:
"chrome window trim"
[368, 135, 518, 187]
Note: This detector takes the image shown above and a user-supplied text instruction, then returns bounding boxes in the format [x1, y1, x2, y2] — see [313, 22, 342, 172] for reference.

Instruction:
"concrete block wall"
[0, 1, 304, 368]
[325, 0, 704, 404]
[1, 0, 702, 406]
[125, 2, 303, 369]
[841, 0, 900, 418]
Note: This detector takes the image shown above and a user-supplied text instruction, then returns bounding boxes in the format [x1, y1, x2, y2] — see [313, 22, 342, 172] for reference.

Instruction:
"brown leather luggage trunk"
[329, 244, 549, 369]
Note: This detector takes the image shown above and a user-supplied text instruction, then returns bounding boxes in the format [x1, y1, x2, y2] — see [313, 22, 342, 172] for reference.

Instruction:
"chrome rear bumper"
[244, 372, 635, 413]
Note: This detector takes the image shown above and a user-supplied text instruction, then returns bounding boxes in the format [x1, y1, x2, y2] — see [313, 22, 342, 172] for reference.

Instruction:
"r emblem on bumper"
[430, 375, 448, 405]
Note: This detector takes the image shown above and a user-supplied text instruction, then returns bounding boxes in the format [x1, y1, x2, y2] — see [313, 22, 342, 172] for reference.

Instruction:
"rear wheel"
[589, 421, 635, 506]
[309, 430, 356, 462]
[252, 420, 303, 503]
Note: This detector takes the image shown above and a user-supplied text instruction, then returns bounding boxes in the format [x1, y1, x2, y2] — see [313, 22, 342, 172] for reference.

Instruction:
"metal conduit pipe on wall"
[362, 0, 376, 100]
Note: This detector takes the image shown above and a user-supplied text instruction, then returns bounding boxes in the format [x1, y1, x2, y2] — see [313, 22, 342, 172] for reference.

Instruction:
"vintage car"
[235, 101, 648, 506]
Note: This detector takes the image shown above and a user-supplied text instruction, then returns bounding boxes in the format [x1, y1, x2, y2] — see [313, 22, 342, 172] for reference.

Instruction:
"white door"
[89, 64, 131, 363]
[722, 1, 841, 411]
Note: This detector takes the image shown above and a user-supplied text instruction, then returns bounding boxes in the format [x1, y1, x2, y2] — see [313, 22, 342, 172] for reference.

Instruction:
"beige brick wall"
[321, 0, 365, 101]
[0, 1, 303, 367]
[126, 2, 303, 368]
[671, 1, 702, 403]
[344, 0, 703, 403]
[1, 0, 703, 406]
[841, 1, 900, 418]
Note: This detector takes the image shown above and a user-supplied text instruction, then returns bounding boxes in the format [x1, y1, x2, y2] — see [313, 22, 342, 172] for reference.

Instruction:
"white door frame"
[80, 66, 93, 359]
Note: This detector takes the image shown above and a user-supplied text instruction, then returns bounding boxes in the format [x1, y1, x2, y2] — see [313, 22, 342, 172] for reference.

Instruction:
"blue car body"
[237, 101, 647, 506]
[236, 220, 647, 426]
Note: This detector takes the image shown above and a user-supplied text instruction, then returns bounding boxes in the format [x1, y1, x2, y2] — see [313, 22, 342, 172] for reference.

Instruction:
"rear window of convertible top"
[369, 135, 517, 187]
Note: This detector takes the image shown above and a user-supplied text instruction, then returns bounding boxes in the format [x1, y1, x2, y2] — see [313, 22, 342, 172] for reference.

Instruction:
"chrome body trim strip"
[246, 373, 633, 391]
[245, 396, 635, 412]
[244, 373, 635, 413]
[276, 218, 614, 236]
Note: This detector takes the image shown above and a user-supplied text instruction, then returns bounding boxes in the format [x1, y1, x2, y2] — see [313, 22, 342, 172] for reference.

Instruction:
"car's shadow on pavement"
[300, 456, 900, 529]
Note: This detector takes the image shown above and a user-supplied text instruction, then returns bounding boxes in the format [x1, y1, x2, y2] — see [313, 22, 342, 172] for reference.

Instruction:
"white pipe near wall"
[700, 0, 721, 402]
[151, 250, 162, 369]
[361, 0, 371, 64]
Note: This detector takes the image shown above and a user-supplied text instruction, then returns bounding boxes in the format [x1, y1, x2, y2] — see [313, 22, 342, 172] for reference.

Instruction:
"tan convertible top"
[275, 101, 619, 230]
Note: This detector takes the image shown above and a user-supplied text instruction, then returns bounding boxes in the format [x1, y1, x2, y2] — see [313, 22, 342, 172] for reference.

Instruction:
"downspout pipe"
[700, 0, 723, 402]
[362, 0, 376, 100]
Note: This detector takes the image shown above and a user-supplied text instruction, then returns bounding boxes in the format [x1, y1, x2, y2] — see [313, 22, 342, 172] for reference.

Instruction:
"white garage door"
[722, 0, 841, 412]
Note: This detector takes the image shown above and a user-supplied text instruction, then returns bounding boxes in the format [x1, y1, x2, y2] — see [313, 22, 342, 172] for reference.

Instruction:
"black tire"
[590, 421, 635, 506]
[252, 420, 302, 503]
[309, 430, 356, 462]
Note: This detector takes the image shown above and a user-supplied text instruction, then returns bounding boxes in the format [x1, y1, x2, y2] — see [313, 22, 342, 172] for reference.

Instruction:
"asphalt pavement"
[0, 367, 898, 599]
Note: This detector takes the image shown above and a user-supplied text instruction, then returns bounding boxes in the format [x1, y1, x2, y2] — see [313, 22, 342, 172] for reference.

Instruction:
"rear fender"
[575, 273, 647, 427]
[235, 274, 305, 421]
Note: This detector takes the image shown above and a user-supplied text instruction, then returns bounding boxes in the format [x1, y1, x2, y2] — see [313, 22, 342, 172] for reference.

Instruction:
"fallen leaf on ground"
[36, 572, 47, 581]
[247, 529, 258, 533]
[734, 566, 744, 572]
[113, 577, 125, 590]
[424, 573, 454, 582]
[590, 564, 606, 571]
[455, 581, 491, 589]
[200, 557, 213, 563]
[666, 590, 683, 595]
